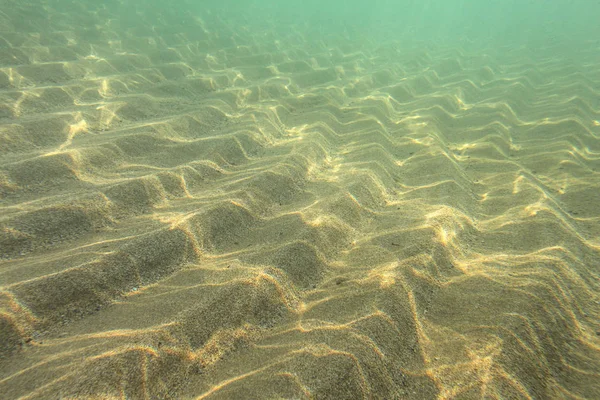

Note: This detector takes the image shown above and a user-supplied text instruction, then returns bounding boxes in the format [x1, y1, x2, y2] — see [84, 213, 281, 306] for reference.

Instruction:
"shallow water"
[1, 1, 599, 398]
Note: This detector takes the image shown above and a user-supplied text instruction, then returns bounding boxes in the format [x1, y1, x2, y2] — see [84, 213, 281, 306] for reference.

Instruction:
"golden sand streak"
[277, 372, 313, 397]
[99, 79, 110, 97]
[195, 364, 278, 399]
[140, 351, 151, 400]
[0, 339, 119, 385]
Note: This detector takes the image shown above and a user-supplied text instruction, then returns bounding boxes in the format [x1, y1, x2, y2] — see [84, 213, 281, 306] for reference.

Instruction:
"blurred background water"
[175, 0, 600, 48]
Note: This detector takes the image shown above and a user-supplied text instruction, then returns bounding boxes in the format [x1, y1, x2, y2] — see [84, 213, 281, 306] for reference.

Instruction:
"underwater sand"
[1, 1, 600, 399]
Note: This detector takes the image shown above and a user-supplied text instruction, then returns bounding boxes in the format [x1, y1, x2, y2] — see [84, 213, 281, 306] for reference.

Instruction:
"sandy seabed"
[1, 1, 600, 399]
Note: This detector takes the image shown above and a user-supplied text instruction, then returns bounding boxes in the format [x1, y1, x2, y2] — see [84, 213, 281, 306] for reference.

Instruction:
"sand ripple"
[1, 1, 600, 399]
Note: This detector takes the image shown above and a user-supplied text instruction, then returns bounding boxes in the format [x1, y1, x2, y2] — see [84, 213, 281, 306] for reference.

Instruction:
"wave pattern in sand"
[1, 2, 600, 399]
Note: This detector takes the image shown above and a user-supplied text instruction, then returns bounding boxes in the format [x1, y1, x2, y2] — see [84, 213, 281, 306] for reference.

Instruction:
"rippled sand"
[1, 1, 600, 399]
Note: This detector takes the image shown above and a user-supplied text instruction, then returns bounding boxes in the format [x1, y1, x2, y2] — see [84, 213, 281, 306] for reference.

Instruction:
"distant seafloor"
[1, 0, 599, 399]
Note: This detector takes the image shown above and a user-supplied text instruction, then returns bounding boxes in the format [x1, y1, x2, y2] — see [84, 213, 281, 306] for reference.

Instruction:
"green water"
[157, 0, 600, 47]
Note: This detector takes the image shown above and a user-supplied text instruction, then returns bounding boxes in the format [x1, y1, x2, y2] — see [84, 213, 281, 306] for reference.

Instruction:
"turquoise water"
[182, 0, 600, 45]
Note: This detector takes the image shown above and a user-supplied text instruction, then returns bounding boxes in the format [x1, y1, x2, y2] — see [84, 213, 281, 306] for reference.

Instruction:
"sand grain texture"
[1, 1, 600, 399]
